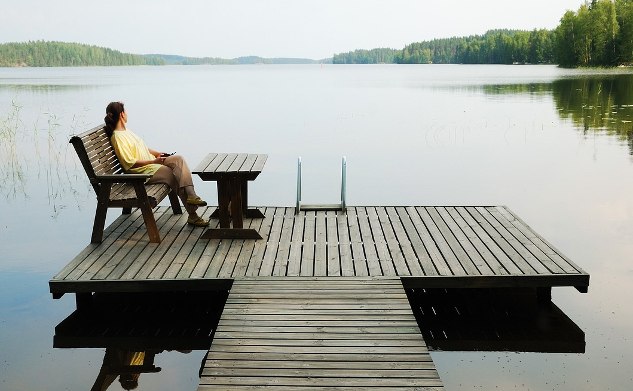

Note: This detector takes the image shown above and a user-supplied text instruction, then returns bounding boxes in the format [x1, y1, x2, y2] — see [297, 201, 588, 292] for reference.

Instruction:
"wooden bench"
[70, 125, 182, 244]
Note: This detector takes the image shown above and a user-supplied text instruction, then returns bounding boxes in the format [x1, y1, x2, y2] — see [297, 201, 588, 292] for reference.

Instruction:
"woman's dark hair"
[104, 101, 125, 137]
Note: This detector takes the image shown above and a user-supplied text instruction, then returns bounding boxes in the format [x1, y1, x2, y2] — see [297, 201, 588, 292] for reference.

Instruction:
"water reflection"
[407, 288, 585, 354]
[482, 83, 553, 96]
[1, 65, 630, 390]
[54, 291, 229, 391]
[480, 74, 633, 154]
[91, 349, 164, 391]
[552, 75, 633, 142]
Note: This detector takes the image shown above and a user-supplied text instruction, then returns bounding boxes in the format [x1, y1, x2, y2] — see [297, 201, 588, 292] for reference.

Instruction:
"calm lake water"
[1, 64, 633, 390]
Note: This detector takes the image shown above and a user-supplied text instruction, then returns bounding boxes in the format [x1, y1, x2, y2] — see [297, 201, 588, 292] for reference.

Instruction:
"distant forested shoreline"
[3, 0, 633, 68]
[0, 41, 329, 67]
[333, 29, 554, 65]
[0, 41, 167, 67]
[334, 0, 633, 68]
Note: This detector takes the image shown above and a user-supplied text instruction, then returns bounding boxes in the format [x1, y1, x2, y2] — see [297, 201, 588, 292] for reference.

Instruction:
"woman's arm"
[148, 148, 165, 157]
[131, 148, 166, 167]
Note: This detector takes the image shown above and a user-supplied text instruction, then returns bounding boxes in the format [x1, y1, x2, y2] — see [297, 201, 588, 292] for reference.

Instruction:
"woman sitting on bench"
[104, 101, 210, 227]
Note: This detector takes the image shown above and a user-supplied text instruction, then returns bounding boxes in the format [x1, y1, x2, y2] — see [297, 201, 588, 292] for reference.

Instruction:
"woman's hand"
[149, 148, 167, 157]
[154, 156, 167, 165]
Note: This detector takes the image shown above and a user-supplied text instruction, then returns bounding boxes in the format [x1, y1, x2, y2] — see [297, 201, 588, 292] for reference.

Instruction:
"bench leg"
[168, 190, 183, 214]
[133, 182, 161, 243]
[92, 183, 112, 243]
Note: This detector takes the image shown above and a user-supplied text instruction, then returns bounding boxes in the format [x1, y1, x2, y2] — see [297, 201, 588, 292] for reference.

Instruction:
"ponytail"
[104, 101, 125, 137]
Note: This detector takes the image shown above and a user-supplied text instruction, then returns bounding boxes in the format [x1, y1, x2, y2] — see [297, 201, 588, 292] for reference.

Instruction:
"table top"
[193, 153, 268, 180]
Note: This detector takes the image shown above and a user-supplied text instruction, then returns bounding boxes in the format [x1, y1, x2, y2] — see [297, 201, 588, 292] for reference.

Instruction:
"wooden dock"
[50, 205, 589, 296]
[50, 205, 589, 390]
[199, 277, 443, 390]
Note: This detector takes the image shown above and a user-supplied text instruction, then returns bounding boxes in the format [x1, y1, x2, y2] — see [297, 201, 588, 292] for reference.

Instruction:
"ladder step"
[299, 204, 344, 211]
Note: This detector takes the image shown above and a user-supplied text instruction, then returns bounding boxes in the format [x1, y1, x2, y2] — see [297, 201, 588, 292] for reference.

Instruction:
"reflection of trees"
[551, 75, 633, 153]
[482, 83, 553, 96]
[479, 73, 633, 155]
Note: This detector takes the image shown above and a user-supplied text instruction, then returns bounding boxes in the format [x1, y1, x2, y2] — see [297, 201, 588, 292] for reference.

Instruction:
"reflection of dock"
[50, 205, 590, 390]
[408, 287, 585, 353]
[54, 291, 229, 391]
[54, 291, 228, 350]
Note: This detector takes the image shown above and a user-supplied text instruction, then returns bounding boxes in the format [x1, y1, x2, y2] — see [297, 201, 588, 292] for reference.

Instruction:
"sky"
[1, 0, 586, 60]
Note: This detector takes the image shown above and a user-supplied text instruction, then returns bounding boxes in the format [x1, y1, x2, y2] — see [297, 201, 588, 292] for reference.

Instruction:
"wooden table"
[193, 153, 267, 239]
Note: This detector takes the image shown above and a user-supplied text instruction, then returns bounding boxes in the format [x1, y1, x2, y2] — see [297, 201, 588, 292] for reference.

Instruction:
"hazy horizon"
[2, 0, 585, 60]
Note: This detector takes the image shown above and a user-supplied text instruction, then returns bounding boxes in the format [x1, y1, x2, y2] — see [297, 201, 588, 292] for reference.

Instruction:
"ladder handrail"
[341, 156, 346, 210]
[296, 157, 302, 213]
[296, 156, 346, 214]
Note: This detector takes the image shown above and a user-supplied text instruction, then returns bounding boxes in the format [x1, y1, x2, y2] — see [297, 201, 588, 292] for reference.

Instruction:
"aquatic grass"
[0, 100, 27, 200]
[0, 99, 91, 218]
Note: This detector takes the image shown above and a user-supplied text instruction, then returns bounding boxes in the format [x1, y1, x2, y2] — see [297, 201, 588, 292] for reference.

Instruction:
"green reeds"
[0, 99, 26, 200]
[1, 98, 90, 218]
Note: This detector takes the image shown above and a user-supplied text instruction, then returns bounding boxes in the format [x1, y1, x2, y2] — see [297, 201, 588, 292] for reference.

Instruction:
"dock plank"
[199, 277, 444, 391]
[245, 207, 275, 277]
[314, 211, 328, 276]
[367, 207, 396, 276]
[337, 211, 355, 276]
[286, 211, 305, 276]
[273, 209, 295, 276]
[356, 207, 382, 275]
[408, 207, 452, 276]
[259, 207, 286, 276]
[300, 211, 316, 277]
[327, 210, 341, 276]
[231, 209, 268, 277]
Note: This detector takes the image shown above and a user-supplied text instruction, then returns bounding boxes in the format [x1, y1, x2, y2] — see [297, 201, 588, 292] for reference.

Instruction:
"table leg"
[230, 176, 243, 229]
[216, 179, 231, 228]
[200, 174, 263, 240]
[241, 178, 265, 218]
[241, 178, 248, 217]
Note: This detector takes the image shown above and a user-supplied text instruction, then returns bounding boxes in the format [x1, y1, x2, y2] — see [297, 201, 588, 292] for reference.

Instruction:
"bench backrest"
[70, 124, 124, 195]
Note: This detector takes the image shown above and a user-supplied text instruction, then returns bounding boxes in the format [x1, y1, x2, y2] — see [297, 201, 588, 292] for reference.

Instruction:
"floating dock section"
[50, 205, 590, 390]
[199, 277, 443, 390]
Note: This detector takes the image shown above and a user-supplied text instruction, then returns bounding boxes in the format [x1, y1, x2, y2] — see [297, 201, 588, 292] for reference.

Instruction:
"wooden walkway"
[50, 205, 589, 297]
[50, 205, 590, 390]
[199, 277, 443, 390]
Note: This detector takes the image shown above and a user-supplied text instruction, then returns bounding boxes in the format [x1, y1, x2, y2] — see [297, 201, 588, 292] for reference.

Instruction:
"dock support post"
[75, 292, 93, 311]
[536, 287, 552, 306]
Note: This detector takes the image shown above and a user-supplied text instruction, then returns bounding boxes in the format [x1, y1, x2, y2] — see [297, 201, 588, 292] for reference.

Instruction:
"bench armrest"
[94, 174, 153, 183]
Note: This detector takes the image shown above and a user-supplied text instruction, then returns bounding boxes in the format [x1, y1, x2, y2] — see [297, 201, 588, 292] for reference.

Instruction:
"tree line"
[0, 42, 330, 67]
[0, 41, 166, 67]
[4, 1, 633, 68]
[332, 29, 556, 65]
[334, 0, 633, 67]
[556, 0, 633, 67]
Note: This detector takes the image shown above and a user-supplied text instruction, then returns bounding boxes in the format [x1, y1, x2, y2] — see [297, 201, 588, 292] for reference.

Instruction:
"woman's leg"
[148, 164, 200, 217]
[163, 155, 206, 204]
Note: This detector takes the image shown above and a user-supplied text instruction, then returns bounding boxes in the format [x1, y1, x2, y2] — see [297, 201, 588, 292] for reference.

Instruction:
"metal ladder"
[296, 156, 346, 214]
